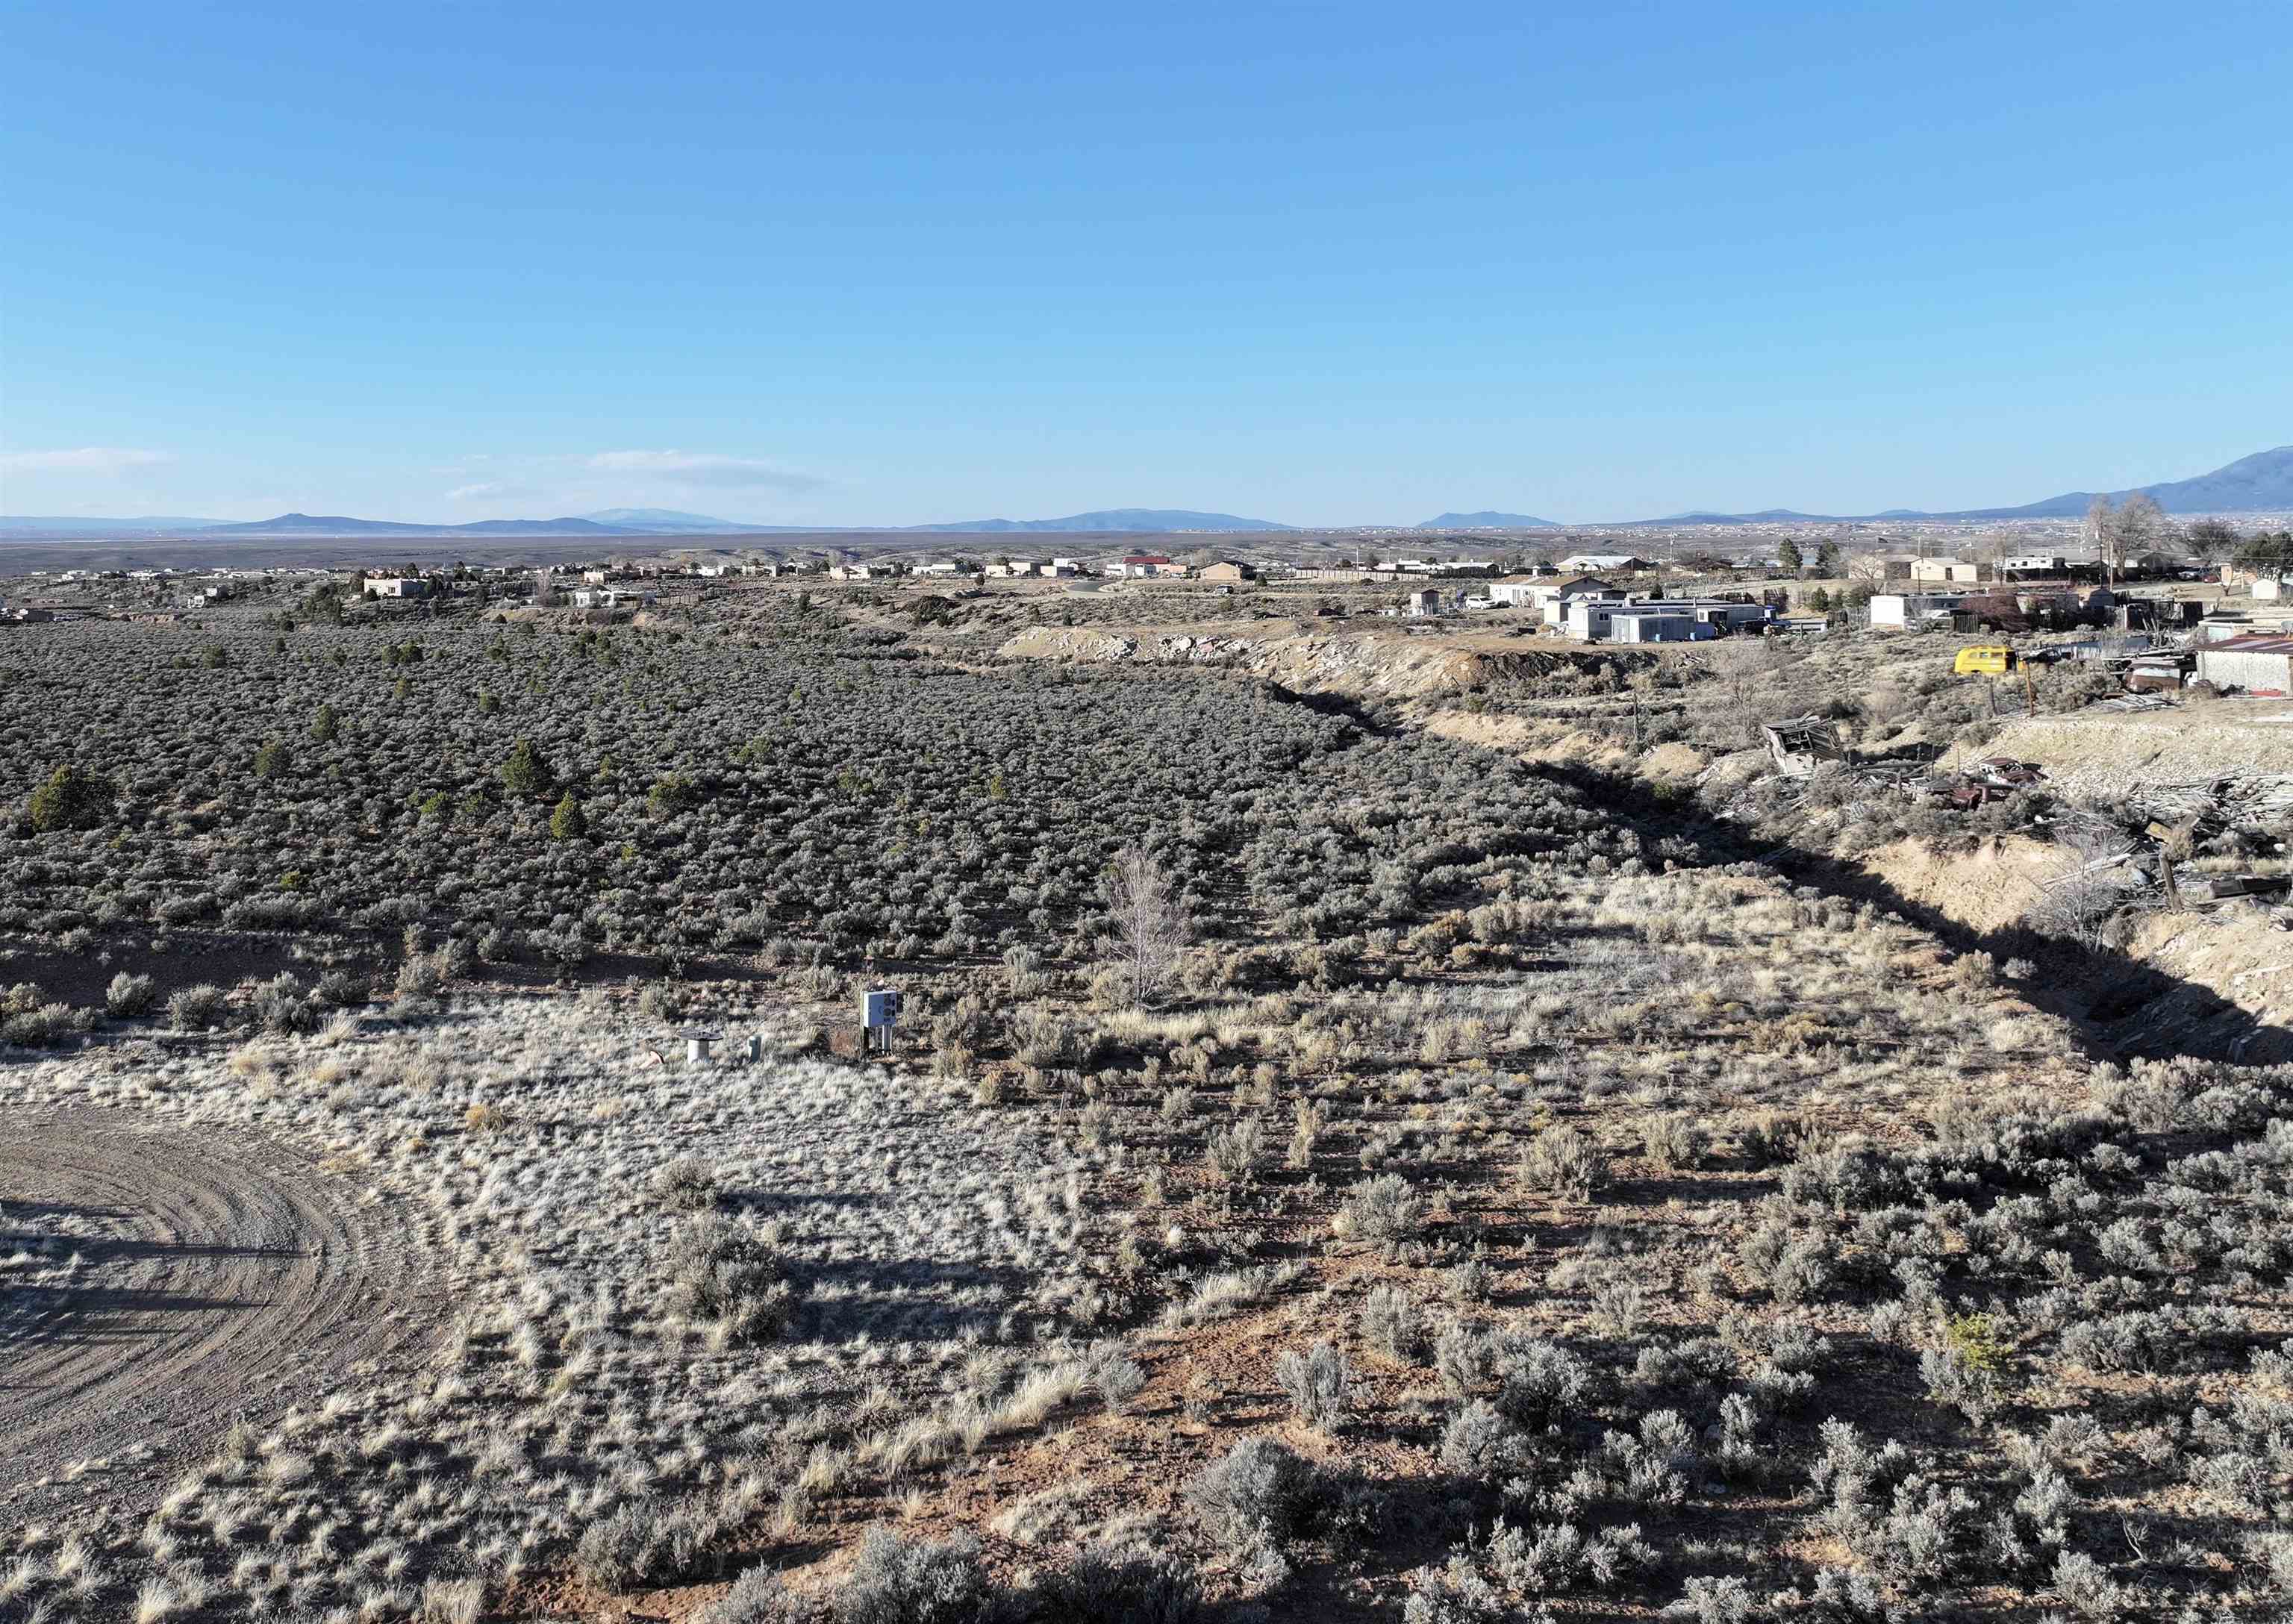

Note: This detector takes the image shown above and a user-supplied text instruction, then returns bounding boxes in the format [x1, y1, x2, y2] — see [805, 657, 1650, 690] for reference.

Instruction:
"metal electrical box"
[861, 988, 902, 1053]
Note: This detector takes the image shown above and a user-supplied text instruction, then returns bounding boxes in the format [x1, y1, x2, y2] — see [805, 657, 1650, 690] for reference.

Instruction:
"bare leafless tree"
[2085, 496, 2123, 584]
[2025, 806, 2141, 950]
[2183, 517, 2239, 568]
[2117, 492, 2167, 576]
[1103, 842, 1191, 1005]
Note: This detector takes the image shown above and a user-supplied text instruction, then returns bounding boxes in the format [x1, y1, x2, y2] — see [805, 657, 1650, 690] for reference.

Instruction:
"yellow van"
[1953, 645, 2017, 676]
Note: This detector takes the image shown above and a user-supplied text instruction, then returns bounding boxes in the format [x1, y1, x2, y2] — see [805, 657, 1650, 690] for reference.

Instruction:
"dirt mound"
[1859, 836, 2060, 935]
[0, 1111, 428, 1517]
[2121, 907, 2293, 1062]
[1947, 708, 2293, 799]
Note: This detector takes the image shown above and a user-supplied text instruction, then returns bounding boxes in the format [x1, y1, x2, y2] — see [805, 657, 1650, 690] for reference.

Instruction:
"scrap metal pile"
[1757, 717, 2050, 809]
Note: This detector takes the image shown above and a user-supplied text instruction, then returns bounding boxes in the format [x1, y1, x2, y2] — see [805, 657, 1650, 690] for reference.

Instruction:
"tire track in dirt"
[0, 1111, 430, 1517]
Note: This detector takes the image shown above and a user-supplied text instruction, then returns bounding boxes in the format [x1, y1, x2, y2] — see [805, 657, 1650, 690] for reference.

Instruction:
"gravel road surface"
[0, 1111, 429, 1517]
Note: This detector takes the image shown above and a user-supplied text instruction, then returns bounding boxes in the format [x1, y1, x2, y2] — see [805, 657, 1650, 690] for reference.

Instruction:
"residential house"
[1868, 591, 1974, 630]
[365, 577, 434, 599]
[1528, 575, 1626, 625]
[1563, 596, 1763, 643]
[1198, 561, 1256, 582]
[1909, 558, 1980, 584]
[1119, 554, 1187, 578]
[1556, 553, 1647, 572]
[1605, 608, 1707, 643]
[572, 587, 658, 611]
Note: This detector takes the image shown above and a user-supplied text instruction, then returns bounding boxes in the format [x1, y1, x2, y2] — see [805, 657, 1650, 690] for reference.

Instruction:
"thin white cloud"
[446, 480, 525, 502]
[585, 450, 824, 493]
[1, 446, 175, 475]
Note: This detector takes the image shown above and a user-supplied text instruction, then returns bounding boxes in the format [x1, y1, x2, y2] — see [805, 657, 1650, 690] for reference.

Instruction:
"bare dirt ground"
[0, 1110, 432, 1520]
[1941, 700, 2293, 790]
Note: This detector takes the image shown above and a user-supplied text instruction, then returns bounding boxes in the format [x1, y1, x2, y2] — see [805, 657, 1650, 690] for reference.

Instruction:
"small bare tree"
[2085, 495, 2122, 584]
[1103, 841, 1191, 1005]
[2117, 492, 2167, 573]
[2088, 493, 2166, 585]
[2025, 807, 2141, 950]
[2183, 517, 2239, 569]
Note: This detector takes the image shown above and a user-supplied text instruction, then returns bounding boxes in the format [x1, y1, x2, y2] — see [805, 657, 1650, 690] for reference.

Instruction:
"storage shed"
[2194, 634, 2293, 696]
[1608, 610, 1706, 643]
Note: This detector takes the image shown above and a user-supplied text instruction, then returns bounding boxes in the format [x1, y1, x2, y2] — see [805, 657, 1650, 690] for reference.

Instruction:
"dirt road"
[0, 1111, 430, 1517]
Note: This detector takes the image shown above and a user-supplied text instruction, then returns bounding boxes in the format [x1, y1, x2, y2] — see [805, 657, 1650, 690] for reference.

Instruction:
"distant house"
[1487, 578, 1544, 607]
[912, 560, 966, 577]
[365, 577, 434, 599]
[1562, 596, 1754, 643]
[1909, 558, 1980, 584]
[573, 587, 658, 611]
[1556, 553, 1647, 572]
[1606, 608, 1703, 643]
[1868, 591, 1972, 630]
[1528, 575, 1626, 624]
[1119, 554, 1186, 578]
[1403, 588, 1446, 618]
[1562, 598, 1629, 640]
[1198, 561, 1255, 582]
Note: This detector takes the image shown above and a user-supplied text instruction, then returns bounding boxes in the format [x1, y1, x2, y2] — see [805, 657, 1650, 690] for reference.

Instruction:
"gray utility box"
[861, 988, 903, 1054]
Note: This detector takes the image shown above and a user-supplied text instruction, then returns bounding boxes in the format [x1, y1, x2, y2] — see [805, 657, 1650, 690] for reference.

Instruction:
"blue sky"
[4, 1, 2289, 525]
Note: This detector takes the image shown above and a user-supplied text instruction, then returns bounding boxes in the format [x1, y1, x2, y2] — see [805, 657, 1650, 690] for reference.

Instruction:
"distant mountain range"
[198, 512, 640, 537]
[4, 447, 2286, 538]
[578, 508, 763, 534]
[0, 505, 1294, 537]
[1929, 445, 2293, 520]
[1611, 446, 2293, 526]
[906, 508, 1292, 533]
[1417, 510, 1560, 530]
[0, 515, 225, 535]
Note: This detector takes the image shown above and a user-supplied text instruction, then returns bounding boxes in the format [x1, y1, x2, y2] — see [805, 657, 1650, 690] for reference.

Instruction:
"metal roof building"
[2194, 634, 2293, 696]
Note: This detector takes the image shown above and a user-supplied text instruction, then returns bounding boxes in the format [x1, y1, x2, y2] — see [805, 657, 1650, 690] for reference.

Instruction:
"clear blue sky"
[4, 1, 2289, 526]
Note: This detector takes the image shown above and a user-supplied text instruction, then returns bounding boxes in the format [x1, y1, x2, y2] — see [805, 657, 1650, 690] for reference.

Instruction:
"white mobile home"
[1607, 609, 1708, 643]
[1868, 592, 1972, 630]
